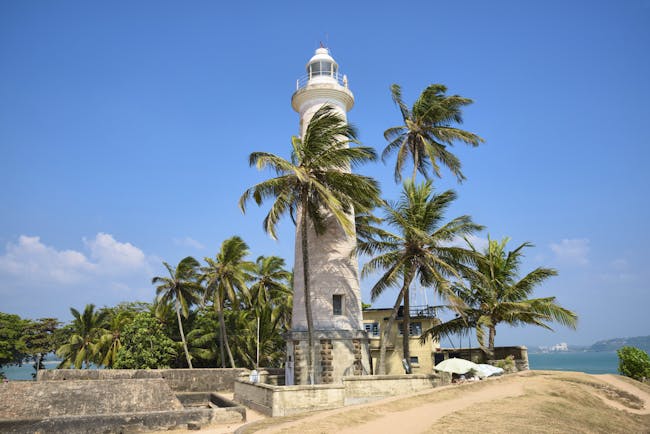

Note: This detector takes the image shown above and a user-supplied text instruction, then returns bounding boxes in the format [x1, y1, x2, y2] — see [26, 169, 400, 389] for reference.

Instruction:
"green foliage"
[424, 236, 577, 354]
[617, 346, 650, 382]
[494, 355, 516, 373]
[114, 312, 177, 369]
[0, 312, 28, 367]
[56, 304, 108, 369]
[383, 83, 484, 183]
[21, 318, 60, 377]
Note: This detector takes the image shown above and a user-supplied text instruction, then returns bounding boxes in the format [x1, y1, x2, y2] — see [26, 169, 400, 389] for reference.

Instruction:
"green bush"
[494, 355, 516, 373]
[114, 312, 177, 369]
[617, 346, 650, 382]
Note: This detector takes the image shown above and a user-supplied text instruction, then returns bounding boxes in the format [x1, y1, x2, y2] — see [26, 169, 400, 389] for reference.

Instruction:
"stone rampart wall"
[343, 373, 450, 402]
[38, 368, 249, 392]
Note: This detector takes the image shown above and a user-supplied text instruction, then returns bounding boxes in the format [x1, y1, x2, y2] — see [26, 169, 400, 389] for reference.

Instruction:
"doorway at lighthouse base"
[285, 330, 370, 385]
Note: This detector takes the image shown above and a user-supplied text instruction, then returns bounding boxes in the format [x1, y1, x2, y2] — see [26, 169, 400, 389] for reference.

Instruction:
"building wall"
[362, 309, 440, 375]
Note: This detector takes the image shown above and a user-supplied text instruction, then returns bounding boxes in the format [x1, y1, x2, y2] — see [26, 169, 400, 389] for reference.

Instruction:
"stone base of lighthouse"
[285, 330, 370, 385]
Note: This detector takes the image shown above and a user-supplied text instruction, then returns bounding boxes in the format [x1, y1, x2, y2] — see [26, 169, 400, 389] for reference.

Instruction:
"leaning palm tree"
[425, 237, 578, 356]
[202, 236, 254, 368]
[359, 181, 483, 374]
[57, 304, 108, 369]
[153, 256, 201, 368]
[383, 84, 484, 183]
[240, 104, 381, 384]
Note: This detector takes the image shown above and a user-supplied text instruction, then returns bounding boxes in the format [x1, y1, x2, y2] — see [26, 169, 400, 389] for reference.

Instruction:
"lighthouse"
[285, 47, 370, 385]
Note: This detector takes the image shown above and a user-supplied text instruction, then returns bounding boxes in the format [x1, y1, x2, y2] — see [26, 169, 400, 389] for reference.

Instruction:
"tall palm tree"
[248, 256, 292, 309]
[383, 84, 484, 183]
[202, 236, 254, 368]
[359, 181, 483, 374]
[153, 256, 201, 368]
[57, 304, 108, 369]
[96, 309, 133, 368]
[245, 256, 292, 368]
[240, 104, 381, 384]
[425, 237, 578, 356]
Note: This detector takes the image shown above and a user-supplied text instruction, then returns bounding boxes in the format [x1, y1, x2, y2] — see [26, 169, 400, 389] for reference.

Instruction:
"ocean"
[2, 360, 62, 380]
[3, 352, 621, 380]
[528, 351, 619, 374]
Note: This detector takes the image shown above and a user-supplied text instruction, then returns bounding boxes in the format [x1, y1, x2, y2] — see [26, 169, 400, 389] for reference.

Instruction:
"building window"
[409, 356, 419, 366]
[333, 294, 343, 316]
[364, 322, 380, 337]
[398, 322, 422, 336]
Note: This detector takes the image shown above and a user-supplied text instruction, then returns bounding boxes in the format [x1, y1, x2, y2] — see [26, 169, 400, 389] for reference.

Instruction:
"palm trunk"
[402, 283, 411, 373]
[377, 266, 415, 375]
[488, 325, 496, 359]
[217, 302, 236, 368]
[176, 305, 193, 369]
[301, 197, 316, 385]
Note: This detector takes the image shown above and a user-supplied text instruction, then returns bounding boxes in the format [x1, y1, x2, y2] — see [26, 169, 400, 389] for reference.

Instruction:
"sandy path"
[336, 380, 525, 434]
[595, 374, 650, 414]
[253, 377, 526, 434]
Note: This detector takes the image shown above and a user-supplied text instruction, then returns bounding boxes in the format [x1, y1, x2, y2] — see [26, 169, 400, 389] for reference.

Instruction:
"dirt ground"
[158, 371, 650, 434]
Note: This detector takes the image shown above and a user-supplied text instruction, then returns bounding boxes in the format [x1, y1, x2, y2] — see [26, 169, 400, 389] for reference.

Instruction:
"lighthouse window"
[333, 294, 343, 315]
[309, 61, 335, 77]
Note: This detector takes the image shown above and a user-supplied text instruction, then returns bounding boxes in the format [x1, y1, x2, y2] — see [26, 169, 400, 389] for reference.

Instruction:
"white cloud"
[173, 236, 205, 250]
[550, 238, 590, 266]
[0, 234, 158, 318]
[444, 234, 489, 251]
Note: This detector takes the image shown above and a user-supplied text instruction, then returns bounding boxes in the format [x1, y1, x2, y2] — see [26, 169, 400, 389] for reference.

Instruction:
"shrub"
[114, 312, 177, 369]
[494, 355, 516, 373]
[617, 346, 650, 382]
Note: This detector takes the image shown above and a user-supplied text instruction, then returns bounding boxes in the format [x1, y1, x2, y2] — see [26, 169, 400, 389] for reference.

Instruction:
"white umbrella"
[434, 358, 483, 376]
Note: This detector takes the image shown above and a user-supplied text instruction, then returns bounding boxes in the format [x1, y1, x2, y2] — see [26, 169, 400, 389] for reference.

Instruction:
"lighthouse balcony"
[295, 72, 349, 91]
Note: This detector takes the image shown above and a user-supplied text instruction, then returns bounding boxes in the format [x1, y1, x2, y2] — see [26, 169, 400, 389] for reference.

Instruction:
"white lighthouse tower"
[286, 47, 370, 385]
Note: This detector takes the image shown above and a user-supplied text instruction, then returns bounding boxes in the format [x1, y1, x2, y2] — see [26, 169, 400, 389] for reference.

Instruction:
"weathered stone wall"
[1, 375, 246, 433]
[234, 380, 346, 417]
[38, 368, 249, 391]
[234, 373, 449, 417]
[0, 379, 182, 419]
[343, 373, 450, 403]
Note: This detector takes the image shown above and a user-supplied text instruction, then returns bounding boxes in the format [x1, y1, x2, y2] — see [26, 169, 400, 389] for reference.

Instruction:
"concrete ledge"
[234, 380, 345, 417]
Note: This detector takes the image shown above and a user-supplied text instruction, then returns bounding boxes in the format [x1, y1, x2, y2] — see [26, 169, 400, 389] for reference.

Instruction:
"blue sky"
[1, 1, 648, 347]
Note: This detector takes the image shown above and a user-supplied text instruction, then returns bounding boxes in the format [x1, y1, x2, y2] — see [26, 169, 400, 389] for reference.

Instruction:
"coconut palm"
[202, 236, 254, 368]
[153, 256, 201, 368]
[383, 84, 484, 183]
[57, 304, 108, 369]
[96, 309, 133, 368]
[240, 104, 381, 384]
[359, 181, 483, 374]
[248, 256, 292, 308]
[424, 237, 578, 356]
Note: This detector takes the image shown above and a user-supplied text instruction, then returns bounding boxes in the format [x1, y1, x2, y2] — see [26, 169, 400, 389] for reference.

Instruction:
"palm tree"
[201, 236, 254, 368]
[153, 256, 201, 368]
[96, 309, 133, 368]
[246, 256, 292, 368]
[240, 104, 381, 383]
[424, 237, 578, 356]
[57, 304, 108, 369]
[359, 181, 483, 374]
[383, 84, 484, 183]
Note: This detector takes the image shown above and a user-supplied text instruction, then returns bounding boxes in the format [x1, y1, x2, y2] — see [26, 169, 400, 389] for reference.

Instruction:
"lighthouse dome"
[306, 47, 338, 78]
